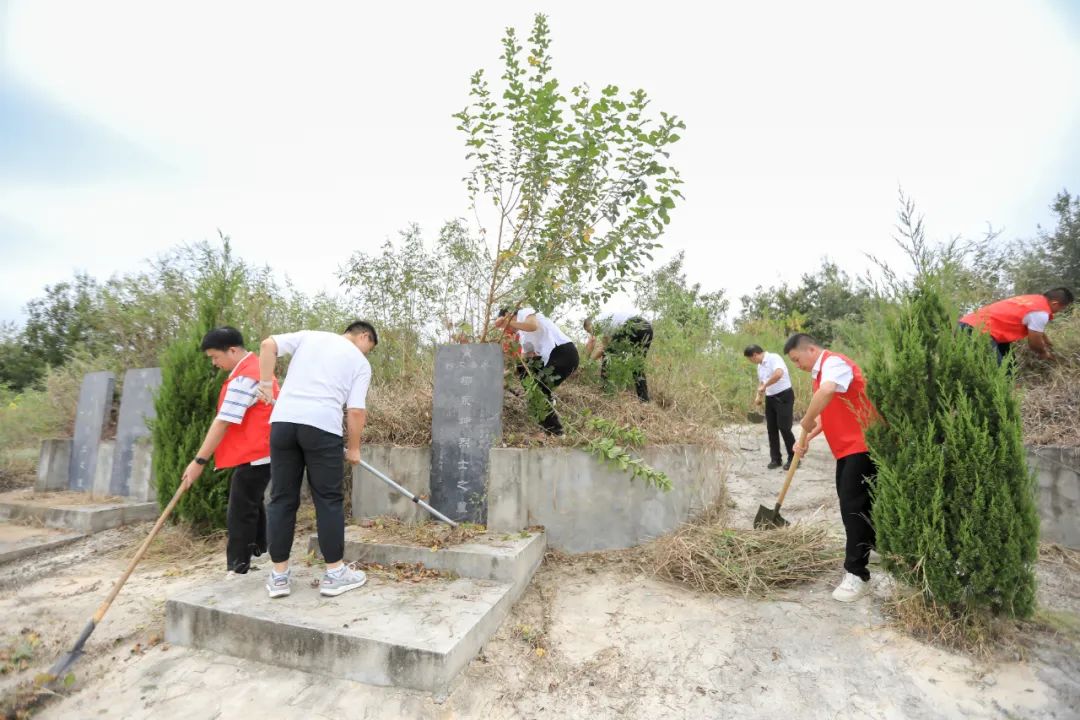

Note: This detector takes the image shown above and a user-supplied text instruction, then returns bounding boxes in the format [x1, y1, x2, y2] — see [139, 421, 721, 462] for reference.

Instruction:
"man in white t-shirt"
[255, 320, 377, 599]
[584, 309, 654, 402]
[743, 344, 795, 470]
[495, 307, 579, 435]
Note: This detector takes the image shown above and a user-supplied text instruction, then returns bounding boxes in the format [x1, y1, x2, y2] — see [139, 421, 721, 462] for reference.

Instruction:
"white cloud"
[1, 0, 1077, 322]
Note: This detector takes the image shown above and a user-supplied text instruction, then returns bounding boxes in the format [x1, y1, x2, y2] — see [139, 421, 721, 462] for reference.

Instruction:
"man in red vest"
[785, 333, 878, 603]
[180, 327, 279, 576]
[959, 287, 1073, 364]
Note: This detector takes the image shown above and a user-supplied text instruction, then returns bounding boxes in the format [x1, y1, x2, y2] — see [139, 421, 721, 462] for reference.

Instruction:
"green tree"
[23, 273, 105, 368]
[1010, 190, 1080, 294]
[0, 322, 42, 390]
[636, 251, 727, 341]
[865, 280, 1038, 619]
[454, 13, 685, 331]
[151, 241, 248, 529]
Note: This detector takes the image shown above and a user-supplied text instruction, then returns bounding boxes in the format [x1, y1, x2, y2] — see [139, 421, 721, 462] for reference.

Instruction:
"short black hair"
[783, 333, 819, 354]
[497, 307, 511, 318]
[200, 326, 245, 352]
[743, 344, 764, 358]
[344, 320, 378, 346]
[1045, 287, 1075, 305]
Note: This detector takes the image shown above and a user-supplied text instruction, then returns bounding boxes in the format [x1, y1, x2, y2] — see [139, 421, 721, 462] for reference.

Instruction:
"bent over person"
[258, 321, 377, 599]
[959, 287, 1073, 363]
[495, 307, 579, 435]
[584, 308, 654, 402]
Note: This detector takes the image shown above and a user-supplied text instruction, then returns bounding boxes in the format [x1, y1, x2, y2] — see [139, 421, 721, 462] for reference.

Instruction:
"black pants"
[226, 463, 271, 573]
[764, 388, 796, 464]
[601, 318, 653, 402]
[836, 452, 876, 581]
[518, 342, 580, 435]
[268, 422, 346, 565]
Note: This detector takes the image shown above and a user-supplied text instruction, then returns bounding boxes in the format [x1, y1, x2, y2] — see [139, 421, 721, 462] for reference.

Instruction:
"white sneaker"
[832, 573, 869, 602]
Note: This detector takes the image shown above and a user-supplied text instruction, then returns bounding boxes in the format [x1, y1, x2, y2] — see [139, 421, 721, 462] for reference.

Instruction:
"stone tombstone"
[430, 344, 503, 524]
[69, 371, 116, 492]
[110, 367, 163, 497]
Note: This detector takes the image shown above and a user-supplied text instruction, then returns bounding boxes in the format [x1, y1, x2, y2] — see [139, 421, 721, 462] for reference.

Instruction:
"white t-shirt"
[516, 308, 572, 365]
[757, 352, 792, 396]
[812, 352, 853, 393]
[595, 308, 639, 335]
[270, 331, 372, 437]
[1023, 311, 1050, 333]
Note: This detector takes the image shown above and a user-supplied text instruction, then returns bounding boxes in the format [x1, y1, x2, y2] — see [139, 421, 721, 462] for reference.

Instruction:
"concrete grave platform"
[167, 529, 546, 694]
[0, 523, 83, 564]
[310, 526, 546, 602]
[0, 489, 158, 534]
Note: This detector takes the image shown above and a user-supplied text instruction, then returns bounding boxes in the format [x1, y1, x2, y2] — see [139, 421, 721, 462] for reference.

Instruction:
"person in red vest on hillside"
[959, 287, 1074, 364]
[180, 327, 279, 577]
[785, 333, 878, 603]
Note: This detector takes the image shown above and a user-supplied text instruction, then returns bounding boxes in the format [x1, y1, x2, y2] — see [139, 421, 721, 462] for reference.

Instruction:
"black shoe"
[767, 461, 782, 470]
[783, 458, 793, 471]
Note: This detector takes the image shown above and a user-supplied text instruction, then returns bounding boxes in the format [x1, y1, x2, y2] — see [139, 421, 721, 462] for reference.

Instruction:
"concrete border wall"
[352, 444, 725, 553]
[1027, 445, 1079, 549]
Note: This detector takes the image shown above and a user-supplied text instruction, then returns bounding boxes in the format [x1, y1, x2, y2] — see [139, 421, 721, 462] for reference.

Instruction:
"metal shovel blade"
[754, 503, 789, 530]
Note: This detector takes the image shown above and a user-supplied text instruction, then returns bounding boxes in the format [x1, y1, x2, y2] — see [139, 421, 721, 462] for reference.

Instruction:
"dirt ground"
[1, 426, 1078, 719]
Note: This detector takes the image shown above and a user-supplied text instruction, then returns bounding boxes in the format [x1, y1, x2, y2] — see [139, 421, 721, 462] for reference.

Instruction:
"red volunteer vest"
[215, 353, 278, 469]
[959, 294, 1053, 344]
[813, 351, 876, 460]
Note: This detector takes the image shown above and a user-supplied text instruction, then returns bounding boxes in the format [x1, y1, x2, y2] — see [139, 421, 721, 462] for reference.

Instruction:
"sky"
[1, 0, 1079, 325]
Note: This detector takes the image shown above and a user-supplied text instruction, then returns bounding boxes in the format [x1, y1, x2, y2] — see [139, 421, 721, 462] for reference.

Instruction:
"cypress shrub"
[864, 282, 1038, 618]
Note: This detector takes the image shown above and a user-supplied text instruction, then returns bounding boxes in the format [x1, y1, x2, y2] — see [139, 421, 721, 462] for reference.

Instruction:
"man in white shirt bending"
[743, 344, 795, 470]
[495, 307, 579, 435]
[256, 320, 377, 599]
[584, 309, 654, 402]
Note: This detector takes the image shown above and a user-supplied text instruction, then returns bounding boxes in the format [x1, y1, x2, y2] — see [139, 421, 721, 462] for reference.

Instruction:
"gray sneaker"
[320, 566, 368, 597]
[266, 569, 291, 598]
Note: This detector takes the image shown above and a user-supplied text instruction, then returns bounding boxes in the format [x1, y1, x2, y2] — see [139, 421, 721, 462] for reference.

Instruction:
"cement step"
[0, 522, 83, 564]
[309, 526, 546, 599]
[0, 489, 158, 534]
[167, 529, 547, 694]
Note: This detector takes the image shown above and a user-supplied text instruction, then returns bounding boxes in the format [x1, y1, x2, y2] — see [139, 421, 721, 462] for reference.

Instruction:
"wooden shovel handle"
[775, 428, 808, 507]
[91, 482, 187, 624]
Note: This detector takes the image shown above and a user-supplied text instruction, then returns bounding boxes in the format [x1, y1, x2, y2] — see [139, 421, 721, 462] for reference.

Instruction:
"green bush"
[865, 282, 1039, 618]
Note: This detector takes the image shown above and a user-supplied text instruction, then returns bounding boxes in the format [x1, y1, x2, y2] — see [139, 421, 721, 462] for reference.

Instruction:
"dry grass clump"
[362, 369, 720, 449]
[355, 516, 487, 550]
[117, 523, 226, 567]
[1018, 312, 1080, 447]
[650, 509, 843, 598]
[883, 590, 1023, 660]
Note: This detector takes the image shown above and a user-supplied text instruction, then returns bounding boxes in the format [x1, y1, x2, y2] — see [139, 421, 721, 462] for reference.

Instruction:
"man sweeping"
[785, 333, 877, 603]
[959, 287, 1073, 364]
[584, 308, 654, 402]
[743, 344, 795, 470]
[180, 327, 278, 577]
[257, 321, 377, 599]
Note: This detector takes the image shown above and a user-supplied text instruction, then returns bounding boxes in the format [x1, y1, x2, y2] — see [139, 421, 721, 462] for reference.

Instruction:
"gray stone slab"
[91, 440, 115, 497]
[1027, 445, 1080, 549]
[353, 446, 431, 523]
[166, 567, 515, 694]
[68, 371, 115, 492]
[0, 491, 158, 534]
[430, 344, 502, 524]
[110, 367, 162, 497]
[310, 527, 546, 603]
[35, 439, 72, 493]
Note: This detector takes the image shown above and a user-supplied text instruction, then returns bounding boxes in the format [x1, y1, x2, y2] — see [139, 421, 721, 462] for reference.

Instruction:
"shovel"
[754, 429, 807, 529]
[46, 482, 188, 681]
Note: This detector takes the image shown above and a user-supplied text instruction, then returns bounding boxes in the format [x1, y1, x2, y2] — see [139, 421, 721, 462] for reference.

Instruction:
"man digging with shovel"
[784, 333, 878, 603]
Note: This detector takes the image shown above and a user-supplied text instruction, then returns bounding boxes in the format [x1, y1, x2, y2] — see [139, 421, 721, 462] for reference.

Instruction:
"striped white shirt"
[216, 353, 270, 465]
